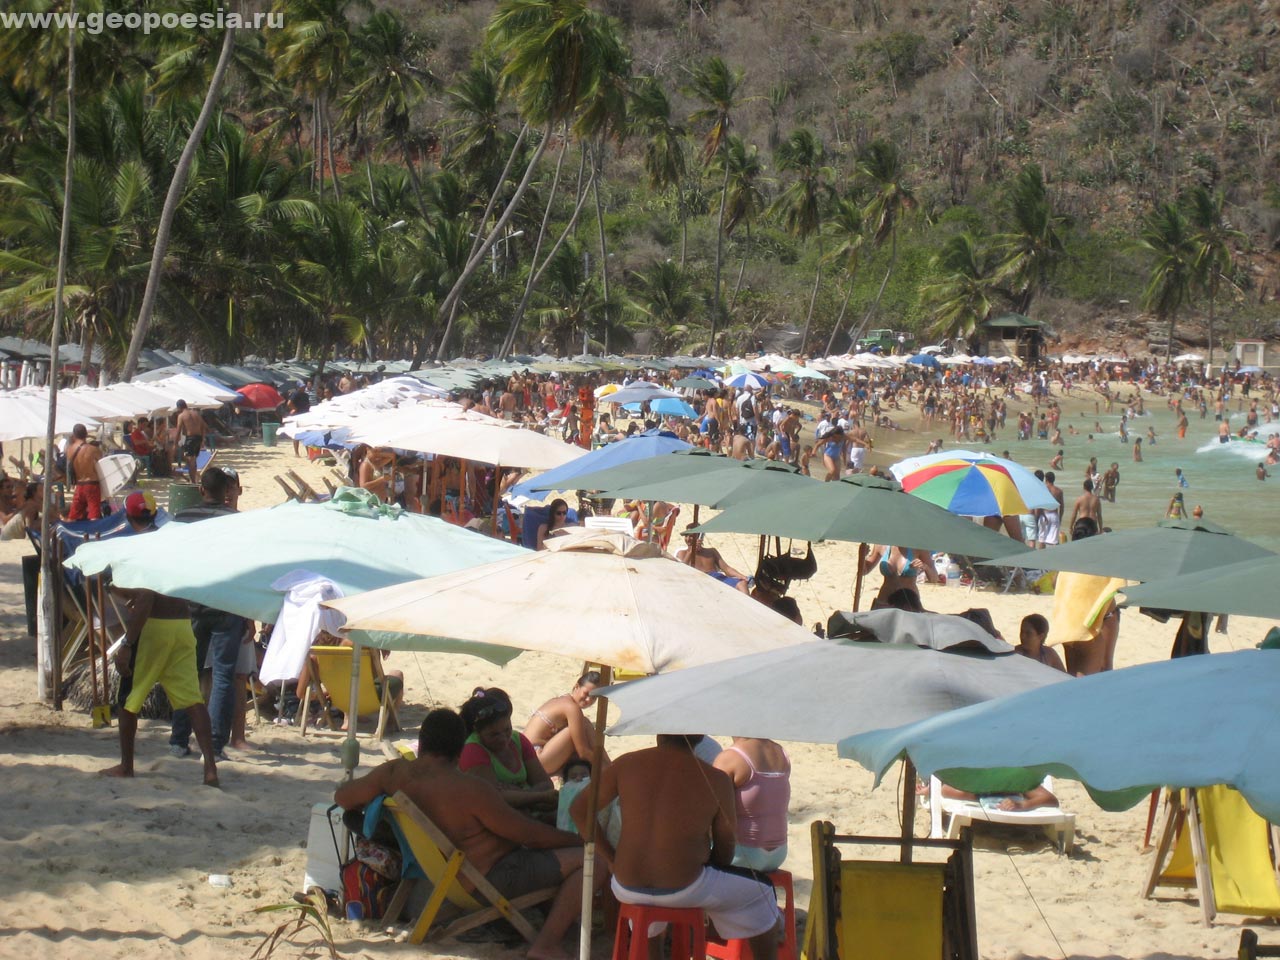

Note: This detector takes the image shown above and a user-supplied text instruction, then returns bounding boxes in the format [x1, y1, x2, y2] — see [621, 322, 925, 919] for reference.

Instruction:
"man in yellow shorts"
[102, 493, 219, 786]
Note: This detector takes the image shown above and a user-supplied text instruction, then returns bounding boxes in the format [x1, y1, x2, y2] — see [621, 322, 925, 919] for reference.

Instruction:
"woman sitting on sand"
[861, 544, 941, 609]
[713, 737, 792, 871]
[459, 687, 557, 816]
[524, 670, 607, 777]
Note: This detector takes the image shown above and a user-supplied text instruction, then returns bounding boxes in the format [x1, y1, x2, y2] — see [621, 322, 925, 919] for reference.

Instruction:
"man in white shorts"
[573, 734, 781, 957]
[1037, 469, 1063, 548]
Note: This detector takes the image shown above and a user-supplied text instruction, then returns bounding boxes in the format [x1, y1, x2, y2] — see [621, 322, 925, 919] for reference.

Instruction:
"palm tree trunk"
[324, 94, 342, 200]
[857, 227, 898, 343]
[503, 158, 599, 358]
[678, 184, 687, 267]
[826, 275, 857, 355]
[120, 25, 235, 381]
[38, 0, 76, 704]
[709, 149, 731, 355]
[729, 223, 750, 312]
[313, 99, 322, 200]
[1207, 289, 1215, 371]
[800, 236, 823, 355]
[591, 143, 611, 355]
[429, 122, 549, 364]
[500, 129, 570, 358]
[397, 132, 426, 212]
[1166, 313, 1175, 366]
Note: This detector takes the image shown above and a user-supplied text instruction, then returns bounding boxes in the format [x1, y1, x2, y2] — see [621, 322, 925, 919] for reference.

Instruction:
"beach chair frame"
[928, 775, 1075, 855]
[298, 645, 398, 740]
[804, 820, 978, 960]
[381, 792, 557, 945]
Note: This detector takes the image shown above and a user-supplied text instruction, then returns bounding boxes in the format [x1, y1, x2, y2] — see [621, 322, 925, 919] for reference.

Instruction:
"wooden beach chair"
[275, 475, 301, 501]
[299, 645, 398, 740]
[286, 469, 328, 503]
[381, 791, 557, 945]
[928, 776, 1075, 854]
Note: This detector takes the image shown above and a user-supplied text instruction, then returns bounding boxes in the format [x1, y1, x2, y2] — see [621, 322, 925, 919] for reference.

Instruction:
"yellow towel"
[1047, 572, 1129, 646]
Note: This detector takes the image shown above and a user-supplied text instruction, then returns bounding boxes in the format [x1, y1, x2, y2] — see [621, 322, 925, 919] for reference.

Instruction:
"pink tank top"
[728, 745, 790, 848]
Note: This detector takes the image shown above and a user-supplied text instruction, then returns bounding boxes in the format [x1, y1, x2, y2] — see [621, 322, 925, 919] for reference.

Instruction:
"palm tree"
[922, 232, 999, 341]
[1185, 186, 1243, 369]
[713, 136, 765, 311]
[444, 54, 513, 184]
[532, 238, 604, 354]
[338, 10, 435, 209]
[431, 0, 629, 361]
[628, 77, 688, 263]
[120, 25, 237, 380]
[823, 195, 865, 354]
[686, 56, 744, 356]
[625, 259, 701, 354]
[855, 139, 915, 342]
[770, 128, 833, 354]
[994, 163, 1067, 314]
[1138, 201, 1197, 365]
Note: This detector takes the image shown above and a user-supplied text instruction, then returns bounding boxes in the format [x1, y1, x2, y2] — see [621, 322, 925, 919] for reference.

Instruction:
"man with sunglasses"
[675, 528, 751, 594]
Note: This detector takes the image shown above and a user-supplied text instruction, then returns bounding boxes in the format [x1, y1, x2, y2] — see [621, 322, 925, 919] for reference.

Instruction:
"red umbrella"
[234, 382, 284, 410]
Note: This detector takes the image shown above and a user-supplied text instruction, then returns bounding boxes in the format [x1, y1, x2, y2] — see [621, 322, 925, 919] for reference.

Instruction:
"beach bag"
[341, 858, 395, 920]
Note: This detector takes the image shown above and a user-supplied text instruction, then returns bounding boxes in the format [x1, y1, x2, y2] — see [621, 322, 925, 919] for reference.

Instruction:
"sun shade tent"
[841, 649, 1280, 826]
[984, 518, 1275, 582]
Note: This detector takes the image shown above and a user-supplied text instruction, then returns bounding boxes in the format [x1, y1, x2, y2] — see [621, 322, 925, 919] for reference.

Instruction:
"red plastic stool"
[705, 870, 797, 960]
[613, 903, 707, 960]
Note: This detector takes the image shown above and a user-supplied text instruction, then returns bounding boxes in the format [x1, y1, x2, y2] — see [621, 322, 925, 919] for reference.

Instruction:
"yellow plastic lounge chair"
[299, 645, 398, 740]
[928, 775, 1075, 854]
[1145, 786, 1280, 926]
[381, 791, 557, 945]
[803, 821, 978, 960]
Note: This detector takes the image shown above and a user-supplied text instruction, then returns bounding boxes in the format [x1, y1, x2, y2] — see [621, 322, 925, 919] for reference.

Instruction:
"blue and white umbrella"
[624, 397, 698, 419]
[725, 372, 770, 390]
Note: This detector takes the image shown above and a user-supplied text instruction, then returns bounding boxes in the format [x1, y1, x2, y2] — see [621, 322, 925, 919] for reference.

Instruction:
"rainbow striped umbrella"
[891, 449, 1056, 517]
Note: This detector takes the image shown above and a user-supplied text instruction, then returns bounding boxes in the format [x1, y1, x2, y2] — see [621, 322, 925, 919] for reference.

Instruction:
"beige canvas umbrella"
[326, 526, 811, 960]
[327, 526, 812, 670]
[355, 413, 585, 471]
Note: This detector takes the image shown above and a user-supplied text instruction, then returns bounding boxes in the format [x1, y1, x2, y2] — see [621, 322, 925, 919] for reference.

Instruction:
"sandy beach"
[0, 388, 1271, 960]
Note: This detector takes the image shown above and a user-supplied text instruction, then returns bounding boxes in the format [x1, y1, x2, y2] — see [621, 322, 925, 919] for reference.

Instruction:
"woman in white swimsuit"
[523, 670, 607, 777]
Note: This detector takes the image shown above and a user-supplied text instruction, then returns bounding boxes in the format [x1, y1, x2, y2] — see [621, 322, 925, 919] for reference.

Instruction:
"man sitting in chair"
[336, 709, 605, 960]
[676, 529, 751, 594]
[574, 734, 781, 960]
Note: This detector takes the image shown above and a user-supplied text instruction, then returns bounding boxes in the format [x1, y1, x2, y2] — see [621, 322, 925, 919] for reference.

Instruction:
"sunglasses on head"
[474, 701, 512, 723]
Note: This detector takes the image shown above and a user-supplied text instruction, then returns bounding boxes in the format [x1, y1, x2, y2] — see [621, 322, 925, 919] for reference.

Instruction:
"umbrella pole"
[491, 464, 501, 537]
[85, 575, 100, 710]
[900, 758, 916, 864]
[853, 543, 868, 611]
[578, 665, 612, 960]
[341, 640, 362, 780]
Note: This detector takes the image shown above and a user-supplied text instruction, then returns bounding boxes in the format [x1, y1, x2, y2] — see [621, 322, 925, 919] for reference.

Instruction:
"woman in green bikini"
[458, 687, 557, 817]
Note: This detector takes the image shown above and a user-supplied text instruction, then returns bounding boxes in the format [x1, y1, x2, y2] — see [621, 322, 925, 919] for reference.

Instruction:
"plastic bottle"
[946, 562, 961, 587]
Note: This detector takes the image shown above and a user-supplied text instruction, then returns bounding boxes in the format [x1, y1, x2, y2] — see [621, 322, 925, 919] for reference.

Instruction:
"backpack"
[741, 396, 755, 420]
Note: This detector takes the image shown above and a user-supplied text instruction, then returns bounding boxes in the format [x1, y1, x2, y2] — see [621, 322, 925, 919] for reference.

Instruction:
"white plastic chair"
[929, 775, 1075, 854]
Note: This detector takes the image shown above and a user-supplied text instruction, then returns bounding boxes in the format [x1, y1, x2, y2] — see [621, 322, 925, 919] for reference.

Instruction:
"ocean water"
[964, 402, 1280, 552]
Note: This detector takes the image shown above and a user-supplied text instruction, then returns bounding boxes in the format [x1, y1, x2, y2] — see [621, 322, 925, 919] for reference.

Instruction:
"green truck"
[855, 328, 916, 355]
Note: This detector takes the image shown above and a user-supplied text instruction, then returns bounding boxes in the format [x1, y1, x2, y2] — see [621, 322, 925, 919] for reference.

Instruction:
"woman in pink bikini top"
[713, 736, 792, 873]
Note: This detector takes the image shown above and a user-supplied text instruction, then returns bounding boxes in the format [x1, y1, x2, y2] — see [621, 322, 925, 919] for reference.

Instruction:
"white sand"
[0, 416, 1269, 960]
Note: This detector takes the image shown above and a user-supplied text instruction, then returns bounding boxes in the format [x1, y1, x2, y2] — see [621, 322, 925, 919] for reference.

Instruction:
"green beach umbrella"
[693, 473, 1015, 558]
[673, 376, 718, 390]
[983, 517, 1274, 582]
[65, 488, 525, 659]
[842, 649, 1280, 825]
[1119, 554, 1280, 618]
[564, 449, 816, 508]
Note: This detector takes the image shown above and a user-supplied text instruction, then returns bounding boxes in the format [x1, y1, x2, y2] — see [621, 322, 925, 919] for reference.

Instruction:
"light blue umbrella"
[65, 488, 525, 660]
[606, 384, 682, 405]
[622, 397, 697, 418]
[512, 430, 692, 498]
[907, 353, 941, 368]
[842, 649, 1280, 824]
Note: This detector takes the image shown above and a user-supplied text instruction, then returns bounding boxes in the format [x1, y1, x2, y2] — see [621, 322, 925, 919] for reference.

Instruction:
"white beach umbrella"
[0, 393, 96, 442]
[363, 415, 586, 471]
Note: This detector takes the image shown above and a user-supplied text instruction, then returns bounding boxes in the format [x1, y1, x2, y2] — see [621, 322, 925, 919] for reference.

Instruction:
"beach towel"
[261, 570, 346, 684]
[1046, 571, 1128, 646]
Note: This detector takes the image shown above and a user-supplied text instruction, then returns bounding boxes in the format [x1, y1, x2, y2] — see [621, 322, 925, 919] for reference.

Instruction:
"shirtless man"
[676, 530, 751, 594]
[573, 735, 780, 960]
[1068, 478, 1103, 534]
[337, 709, 597, 960]
[499, 388, 518, 421]
[729, 424, 754, 461]
[105, 517, 219, 786]
[845, 421, 870, 474]
[65, 423, 104, 520]
[1037, 471, 1063, 549]
[174, 399, 207, 483]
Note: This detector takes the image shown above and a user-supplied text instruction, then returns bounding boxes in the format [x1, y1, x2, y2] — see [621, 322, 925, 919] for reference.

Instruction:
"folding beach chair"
[275, 475, 302, 501]
[928, 776, 1075, 854]
[381, 791, 557, 945]
[286, 469, 329, 503]
[804, 821, 978, 960]
[299, 645, 398, 740]
[175, 448, 215, 483]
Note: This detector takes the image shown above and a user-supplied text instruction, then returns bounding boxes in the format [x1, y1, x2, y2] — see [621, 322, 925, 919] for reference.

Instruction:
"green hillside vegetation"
[0, 0, 1276, 372]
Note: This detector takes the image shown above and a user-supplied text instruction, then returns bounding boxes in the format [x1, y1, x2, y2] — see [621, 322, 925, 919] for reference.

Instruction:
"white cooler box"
[303, 802, 350, 893]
